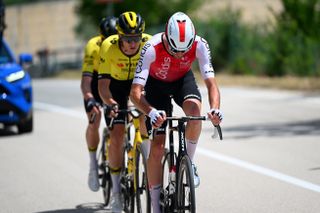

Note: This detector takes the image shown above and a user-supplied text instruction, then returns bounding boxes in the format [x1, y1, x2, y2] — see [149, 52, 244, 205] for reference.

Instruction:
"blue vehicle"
[0, 38, 33, 133]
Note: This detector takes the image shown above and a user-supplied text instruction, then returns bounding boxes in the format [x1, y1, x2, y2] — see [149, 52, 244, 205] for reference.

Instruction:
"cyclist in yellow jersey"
[81, 16, 117, 192]
[98, 11, 151, 212]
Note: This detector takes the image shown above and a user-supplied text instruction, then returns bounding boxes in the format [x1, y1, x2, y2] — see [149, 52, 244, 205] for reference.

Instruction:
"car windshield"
[0, 43, 14, 65]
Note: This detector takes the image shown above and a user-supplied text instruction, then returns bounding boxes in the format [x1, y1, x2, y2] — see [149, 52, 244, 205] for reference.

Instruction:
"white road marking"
[35, 101, 320, 194]
[198, 147, 320, 193]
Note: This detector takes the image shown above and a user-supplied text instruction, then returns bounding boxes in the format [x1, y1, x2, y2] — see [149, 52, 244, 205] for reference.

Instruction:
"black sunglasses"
[121, 35, 142, 43]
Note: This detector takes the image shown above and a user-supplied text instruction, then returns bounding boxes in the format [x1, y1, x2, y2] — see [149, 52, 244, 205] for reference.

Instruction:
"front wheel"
[177, 155, 196, 213]
[98, 128, 112, 206]
[160, 149, 176, 213]
[135, 142, 151, 213]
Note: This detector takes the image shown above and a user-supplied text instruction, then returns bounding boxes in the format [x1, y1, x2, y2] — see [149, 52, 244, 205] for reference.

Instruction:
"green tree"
[267, 0, 320, 76]
[75, 0, 203, 39]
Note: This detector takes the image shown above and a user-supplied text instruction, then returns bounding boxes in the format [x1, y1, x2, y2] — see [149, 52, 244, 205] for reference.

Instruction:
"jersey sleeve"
[98, 39, 112, 79]
[133, 42, 155, 86]
[196, 36, 215, 79]
[82, 40, 96, 76]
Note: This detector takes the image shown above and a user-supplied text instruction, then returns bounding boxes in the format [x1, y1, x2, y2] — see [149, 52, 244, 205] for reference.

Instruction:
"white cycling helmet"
[165, 12, 196, 52]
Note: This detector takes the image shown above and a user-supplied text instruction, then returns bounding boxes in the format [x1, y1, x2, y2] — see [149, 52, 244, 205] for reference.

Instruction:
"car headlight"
[6, 70, 26, 83]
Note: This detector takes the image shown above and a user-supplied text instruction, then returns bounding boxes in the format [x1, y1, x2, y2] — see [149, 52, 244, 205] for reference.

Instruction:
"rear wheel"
[122, 176, 135, 213]
[177, 155, 195, 213]
[135, 142, 151, 213]
[98, 128, 111, 206]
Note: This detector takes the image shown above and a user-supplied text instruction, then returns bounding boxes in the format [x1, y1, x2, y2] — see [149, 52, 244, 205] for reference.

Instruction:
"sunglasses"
[121, 35, 142, 43]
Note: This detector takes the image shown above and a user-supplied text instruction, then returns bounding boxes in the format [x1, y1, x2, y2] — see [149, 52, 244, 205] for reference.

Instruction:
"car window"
[0, 43, 14, 64]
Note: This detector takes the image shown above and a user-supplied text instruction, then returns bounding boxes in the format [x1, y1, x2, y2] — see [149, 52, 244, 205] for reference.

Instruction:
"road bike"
[97, 105, 149, 213]
[159, 104, 223, 213]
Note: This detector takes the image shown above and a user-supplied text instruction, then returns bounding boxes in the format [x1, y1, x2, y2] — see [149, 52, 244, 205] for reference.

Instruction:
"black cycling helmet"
[99, 16, 118, 38]
[116, 11, 145, 35]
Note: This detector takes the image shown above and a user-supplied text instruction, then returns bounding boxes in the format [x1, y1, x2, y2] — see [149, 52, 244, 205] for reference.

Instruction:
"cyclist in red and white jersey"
[130, 12, 223, 213]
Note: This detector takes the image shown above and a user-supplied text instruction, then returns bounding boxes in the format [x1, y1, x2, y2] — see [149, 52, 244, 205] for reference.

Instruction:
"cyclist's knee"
[150, 137, 165, 160]
[88, 119, 100, 129]
[183, 99, 201, 116]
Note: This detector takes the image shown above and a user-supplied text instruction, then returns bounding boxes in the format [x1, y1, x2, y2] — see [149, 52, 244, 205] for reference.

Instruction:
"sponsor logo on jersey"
[200, 37, 213, 69]
[155, 57, 171, 80]
[117, 63, 125, 68]
[136, 43, 151, 74]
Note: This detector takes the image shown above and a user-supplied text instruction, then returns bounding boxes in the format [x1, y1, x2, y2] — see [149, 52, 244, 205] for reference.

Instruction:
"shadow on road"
[206, 119, 320, 139]
[34, 203, 113, 213]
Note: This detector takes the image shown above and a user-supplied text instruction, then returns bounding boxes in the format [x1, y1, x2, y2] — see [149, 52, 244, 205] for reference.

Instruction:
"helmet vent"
[170, 38, 177, 49]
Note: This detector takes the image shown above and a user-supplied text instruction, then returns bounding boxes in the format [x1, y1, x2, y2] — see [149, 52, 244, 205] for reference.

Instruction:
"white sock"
[111, 173, 121, 194]
[186, 139, 197, 161]
[89, 151, 97, 169]
[150, 184, 161, 213]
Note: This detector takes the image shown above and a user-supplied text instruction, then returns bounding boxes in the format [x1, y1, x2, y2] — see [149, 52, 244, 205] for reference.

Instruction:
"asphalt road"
[1, 79, 320, 213]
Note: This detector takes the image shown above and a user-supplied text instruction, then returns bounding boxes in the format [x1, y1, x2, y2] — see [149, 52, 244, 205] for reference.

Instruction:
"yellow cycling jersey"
[98, 33, 151, 81]
[82, 36, 103, 76]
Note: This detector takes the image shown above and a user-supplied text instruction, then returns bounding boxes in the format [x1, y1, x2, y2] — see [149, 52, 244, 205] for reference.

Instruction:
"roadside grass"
[53, 69, 320, 92]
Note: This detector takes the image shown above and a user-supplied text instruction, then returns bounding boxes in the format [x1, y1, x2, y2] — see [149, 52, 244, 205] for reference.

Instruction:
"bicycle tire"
[135, 142, 151, 213]
[122, 138, 135, 213]
[177, 155, 196, 213]
[98, 128, 112, 206]
[160, 149, 175, 213]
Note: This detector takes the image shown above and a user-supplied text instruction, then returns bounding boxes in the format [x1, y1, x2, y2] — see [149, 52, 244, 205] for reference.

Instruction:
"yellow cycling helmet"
[117, 11, 145, 35]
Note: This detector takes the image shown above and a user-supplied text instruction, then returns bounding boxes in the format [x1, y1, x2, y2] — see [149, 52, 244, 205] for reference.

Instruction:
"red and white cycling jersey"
[133, 33, 215, 86]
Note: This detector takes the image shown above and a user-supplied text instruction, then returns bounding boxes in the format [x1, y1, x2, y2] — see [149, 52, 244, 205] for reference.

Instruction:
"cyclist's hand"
[148, 108, 166, 128]
[207, 108, 223, 126]
[85, 98, 99, 112]
[104, 103, 119, 118]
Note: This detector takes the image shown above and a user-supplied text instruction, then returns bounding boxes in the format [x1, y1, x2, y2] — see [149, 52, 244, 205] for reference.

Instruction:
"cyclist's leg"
[86, 109, 102, 192]
[108, 77, 131, 195]
[144, 77, 172, 213]
[148, 134, 166, 213]
[173, 70, 202, 161]
[84, 74, 103, 192]
[139, 115, 150, 158]
[173, 70, 202, 187]
[109, 123, 125, 193]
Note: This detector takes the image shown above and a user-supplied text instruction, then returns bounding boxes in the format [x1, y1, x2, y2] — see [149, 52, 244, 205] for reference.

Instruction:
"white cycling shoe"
[109, 192, 123, 213]
[88, 167, 99, 192]
[192, 164, 200, 188]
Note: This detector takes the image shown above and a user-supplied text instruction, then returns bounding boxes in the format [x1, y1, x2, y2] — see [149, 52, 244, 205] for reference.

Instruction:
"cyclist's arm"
[196, 36, 222, 124]
[81, 75, 94, 100]
[130, 83, 153, 115]
[130, 41, 155, 114]
[97, 39, 117, 106]
[81, 39, 96, 101]
[204, 77, 220, 109]
[196, 36, 215, 79]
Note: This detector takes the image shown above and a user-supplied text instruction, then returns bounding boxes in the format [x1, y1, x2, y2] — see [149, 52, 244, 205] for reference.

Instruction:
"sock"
[89, 151, 97, 169]
[186, 139, 198, 161]
[110, 167, 121, 194]
[150, 184, 161, 213]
